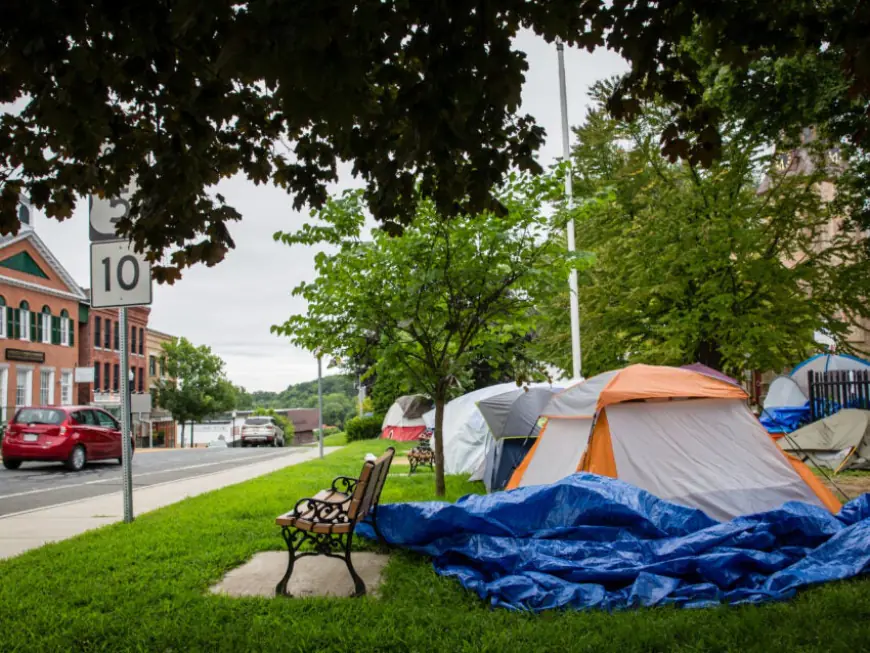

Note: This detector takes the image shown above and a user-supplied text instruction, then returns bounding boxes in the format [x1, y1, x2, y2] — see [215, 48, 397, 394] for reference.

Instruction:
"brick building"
[145, 328, 177, 447]
[76, 296, 150, 412]
[0, 198, 85, 418]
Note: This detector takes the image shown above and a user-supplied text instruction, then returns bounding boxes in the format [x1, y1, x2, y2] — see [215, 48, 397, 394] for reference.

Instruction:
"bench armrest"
[331, 476, 360, 494]
[292, 496, 351, 524]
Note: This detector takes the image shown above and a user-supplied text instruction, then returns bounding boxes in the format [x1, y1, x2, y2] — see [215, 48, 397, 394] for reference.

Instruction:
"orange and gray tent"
[507, 364, 839, 521]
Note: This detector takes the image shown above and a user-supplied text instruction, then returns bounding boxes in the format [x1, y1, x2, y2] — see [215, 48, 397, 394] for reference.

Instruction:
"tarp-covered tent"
[476, 386, 563, 491]
[507, 364, 839, 521]
[381, 395, 433, 441]
[422, 382, 559, 474]
[781, 409, 870, 470]
[760, 375, 810, 434]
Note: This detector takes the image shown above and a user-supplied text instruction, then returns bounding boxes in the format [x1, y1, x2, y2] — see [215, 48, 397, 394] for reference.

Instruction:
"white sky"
[32, 32, 627, 391]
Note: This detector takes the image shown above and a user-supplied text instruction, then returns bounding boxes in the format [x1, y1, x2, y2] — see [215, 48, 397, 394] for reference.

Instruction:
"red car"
[2, 406, 134, 472]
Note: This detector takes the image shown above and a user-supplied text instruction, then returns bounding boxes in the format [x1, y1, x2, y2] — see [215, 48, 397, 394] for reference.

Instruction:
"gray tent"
[475, 386, 562, 492]
[780, 409, 870, 470]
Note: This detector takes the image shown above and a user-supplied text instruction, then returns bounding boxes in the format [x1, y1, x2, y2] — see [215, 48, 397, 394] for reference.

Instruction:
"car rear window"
[13, 408, 66, 425]
[244, 418, 271, 426]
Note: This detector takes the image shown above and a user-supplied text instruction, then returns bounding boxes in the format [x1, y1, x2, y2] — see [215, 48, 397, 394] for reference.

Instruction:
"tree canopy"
[154, 337, 236, 446]
[535, 82, 870, 378]
[3, 2, 869, 280]
[273, 178, 564, 494]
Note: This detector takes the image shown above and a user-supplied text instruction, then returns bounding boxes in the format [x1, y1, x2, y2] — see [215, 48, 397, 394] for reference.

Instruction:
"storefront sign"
[5, 348, 45, 363]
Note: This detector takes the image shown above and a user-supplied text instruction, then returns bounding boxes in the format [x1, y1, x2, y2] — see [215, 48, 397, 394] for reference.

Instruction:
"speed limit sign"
[89, 240, 152, 308]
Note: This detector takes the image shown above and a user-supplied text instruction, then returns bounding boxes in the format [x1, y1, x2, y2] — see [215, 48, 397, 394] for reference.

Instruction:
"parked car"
[240, 416, 285, 447]
[207, 438, 228, 449]
[1, 406, 135, 472]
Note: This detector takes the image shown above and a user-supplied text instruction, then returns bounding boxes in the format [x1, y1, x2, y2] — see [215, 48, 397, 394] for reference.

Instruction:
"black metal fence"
[808, 370, 870, 421]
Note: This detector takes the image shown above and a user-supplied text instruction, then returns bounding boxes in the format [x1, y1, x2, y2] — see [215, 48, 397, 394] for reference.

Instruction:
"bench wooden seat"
[274, 447, 395, 597]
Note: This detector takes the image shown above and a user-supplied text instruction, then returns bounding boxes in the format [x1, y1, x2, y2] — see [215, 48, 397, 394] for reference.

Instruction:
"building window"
[60, 310, 70, 346]
[0, 296, 6, 338]
[19, 301, 30, 341]
[104, 318, 112, 349]
[131, 326, 137, 354]
[139, 328, 144, 355]
[16, 368, 32, 407]
[94, 315, 102, 348]
[40, 306, 51, 344]
[39, 369, 54, 405]
[149, 355, 157, 376]
[60, 370, 72, 405]
[113, 363, 119, 392]
[94, 363, 101, 392]
[114, 321, 119, 351]
[104, 362, 110, 392]
[160, 357, 166, 376]
[138, 367, 144, 393]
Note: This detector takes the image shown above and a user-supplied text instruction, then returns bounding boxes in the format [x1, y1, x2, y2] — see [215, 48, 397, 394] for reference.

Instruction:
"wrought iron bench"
[274, 447, 395, 597]
[408, 432, 435, 474]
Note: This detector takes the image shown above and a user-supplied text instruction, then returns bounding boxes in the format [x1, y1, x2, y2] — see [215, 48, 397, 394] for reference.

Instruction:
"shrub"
[345, 415, 383, 442]
[323, 426, 341, 436]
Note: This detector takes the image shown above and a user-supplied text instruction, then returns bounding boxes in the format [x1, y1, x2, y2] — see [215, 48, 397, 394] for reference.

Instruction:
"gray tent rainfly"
[475, 385, 563, 492]
[781, 409, 870, 471]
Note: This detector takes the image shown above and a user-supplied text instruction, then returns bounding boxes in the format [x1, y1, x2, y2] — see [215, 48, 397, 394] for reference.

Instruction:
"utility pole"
[557, 39, 583, 380]
[317, 355, 324, 459]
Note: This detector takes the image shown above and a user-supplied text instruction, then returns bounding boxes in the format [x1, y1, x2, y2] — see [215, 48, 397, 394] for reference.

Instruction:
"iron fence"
[807, 369, 870, 421]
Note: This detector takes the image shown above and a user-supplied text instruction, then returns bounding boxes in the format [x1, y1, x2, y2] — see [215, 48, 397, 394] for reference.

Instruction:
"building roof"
[0, 231, 87, 302]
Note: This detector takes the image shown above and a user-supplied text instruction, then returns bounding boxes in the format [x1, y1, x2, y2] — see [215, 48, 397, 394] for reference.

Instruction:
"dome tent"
[380, 395, 433, 441]
[508, 365, 838, 521]
[422, 382, 560, 475]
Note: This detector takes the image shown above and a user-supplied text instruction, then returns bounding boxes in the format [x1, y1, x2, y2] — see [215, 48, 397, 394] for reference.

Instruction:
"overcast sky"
[33, 33, 627, 392]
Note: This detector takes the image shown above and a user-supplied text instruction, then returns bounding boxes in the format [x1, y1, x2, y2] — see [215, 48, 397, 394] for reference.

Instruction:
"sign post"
[89, 185, 152, 524]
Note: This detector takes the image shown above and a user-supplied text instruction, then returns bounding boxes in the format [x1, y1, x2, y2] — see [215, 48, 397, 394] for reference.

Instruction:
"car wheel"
[2, 458, 22, 470]
[66, 445, 86, 472]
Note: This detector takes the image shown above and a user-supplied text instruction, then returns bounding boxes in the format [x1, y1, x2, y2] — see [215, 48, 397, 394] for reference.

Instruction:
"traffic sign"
[89, 240, 152, 308]
[89, 180, 137, 242]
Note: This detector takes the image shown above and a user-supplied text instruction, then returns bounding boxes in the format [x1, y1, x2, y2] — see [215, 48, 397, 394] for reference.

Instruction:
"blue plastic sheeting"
[760, 405, 810, 434]
[358, 474, 870, 611]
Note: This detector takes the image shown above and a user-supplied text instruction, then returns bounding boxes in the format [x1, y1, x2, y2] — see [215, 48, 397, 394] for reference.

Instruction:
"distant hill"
[236, 374, 360, 427]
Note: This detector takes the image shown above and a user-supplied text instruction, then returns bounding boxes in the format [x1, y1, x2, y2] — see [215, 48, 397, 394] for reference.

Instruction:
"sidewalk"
[0, 446, 341, 560]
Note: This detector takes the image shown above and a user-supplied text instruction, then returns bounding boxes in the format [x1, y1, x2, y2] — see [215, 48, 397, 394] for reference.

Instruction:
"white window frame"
[0, 365, 8, 422]
[0, 306, 6, 338]
[16, 367, 33, 407]
[60, 369, 73, 406]
[41, 312, 51, 344]
[20, 309, 30, 342]
[39, 368, 55, 405]
[61, 318, 70, 347]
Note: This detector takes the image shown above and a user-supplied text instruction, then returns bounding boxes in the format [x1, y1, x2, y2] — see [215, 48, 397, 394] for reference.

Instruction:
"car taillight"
[58, 426, 67, 437]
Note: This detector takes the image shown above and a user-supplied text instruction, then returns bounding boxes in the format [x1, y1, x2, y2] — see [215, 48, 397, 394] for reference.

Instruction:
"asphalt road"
[0, 447, 299, 517]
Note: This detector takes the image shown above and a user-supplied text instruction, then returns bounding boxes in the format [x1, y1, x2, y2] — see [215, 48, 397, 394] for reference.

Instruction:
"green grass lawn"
[1, 439, 869, 652]
[320, 431, 347, 446]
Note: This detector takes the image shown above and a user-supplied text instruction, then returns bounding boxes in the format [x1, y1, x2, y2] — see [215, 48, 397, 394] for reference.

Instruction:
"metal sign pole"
[119, 307, 134, 522]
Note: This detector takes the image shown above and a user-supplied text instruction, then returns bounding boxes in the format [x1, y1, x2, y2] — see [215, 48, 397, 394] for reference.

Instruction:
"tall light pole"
[557, 39, 583, 380]
[316, 354, 324, 459]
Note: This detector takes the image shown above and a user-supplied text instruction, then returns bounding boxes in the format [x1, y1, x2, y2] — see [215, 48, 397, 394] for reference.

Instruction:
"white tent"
[789, 353, 870, 396]
[422, 382, 562, 474]
[763, 375, 808, 410]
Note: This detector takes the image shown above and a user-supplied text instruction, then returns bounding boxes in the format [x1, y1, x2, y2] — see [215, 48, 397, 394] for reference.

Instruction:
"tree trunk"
[179, 421, 186, 448]
[697, 340, 725, 372]
[433, 393, 446, 497]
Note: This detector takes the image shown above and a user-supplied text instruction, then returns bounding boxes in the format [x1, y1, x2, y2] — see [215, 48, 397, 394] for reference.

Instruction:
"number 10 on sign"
[89, 241, 152, 308]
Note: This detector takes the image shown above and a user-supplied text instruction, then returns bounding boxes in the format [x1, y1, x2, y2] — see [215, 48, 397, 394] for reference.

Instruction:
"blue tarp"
[759, 405, 810, 434]
[358, 474, 870, 611]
